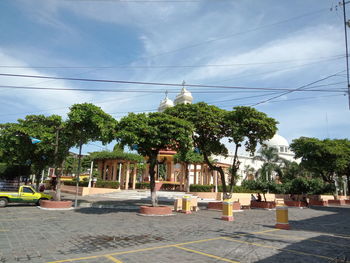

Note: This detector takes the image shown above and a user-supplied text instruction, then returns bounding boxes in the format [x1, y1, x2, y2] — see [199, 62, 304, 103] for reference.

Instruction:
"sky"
[0, 0, 349, 154]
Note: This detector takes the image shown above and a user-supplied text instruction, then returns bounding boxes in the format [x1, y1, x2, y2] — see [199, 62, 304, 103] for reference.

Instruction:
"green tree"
[254, 146, 284, 182]
[116, 112, 193, 206]
[63, 103, 117, 203]
[174, 150, 204, 192]
[165, 103, 229, 196]
[290, 138, 350, 191]
[225, 106, 278, 192]
[0, 115, 67, 189]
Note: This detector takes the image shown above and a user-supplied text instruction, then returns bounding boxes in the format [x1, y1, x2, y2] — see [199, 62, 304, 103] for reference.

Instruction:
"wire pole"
[53, 127, 60, 200]
[74, 139, 83, 209]
[342, 0, 350, 109]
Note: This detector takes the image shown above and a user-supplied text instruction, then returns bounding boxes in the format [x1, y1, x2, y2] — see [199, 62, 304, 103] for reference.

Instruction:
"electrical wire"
[0, 54, 344, 69]
[0, 73, 347, 93]
[250, 70, 347, 106]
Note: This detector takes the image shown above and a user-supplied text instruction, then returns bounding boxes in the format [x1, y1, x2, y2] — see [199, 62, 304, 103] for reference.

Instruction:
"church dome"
[263, 134, 290, 153]
[174, 85, 193, 105]
[158, 95, 174, 112]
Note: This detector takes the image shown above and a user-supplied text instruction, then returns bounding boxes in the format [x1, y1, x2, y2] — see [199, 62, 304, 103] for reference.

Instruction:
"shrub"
[289, 177, 310, 194]
[190, 184, 213, 192]
[96, 181, 119, 188]
[136, 182, 150, 189]
[63, 180, 119, 188]
[63, 181, 89, 187]
[161, 183, 180, 191]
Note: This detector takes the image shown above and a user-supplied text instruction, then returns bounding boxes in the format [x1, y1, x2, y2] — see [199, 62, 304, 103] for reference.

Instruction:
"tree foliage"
[116, 112, 193, 206]
[0, 115, 66, 187]
[66, 103, 117, 146]
[290, 137, 350, 184]
[254, 146, 284, 182]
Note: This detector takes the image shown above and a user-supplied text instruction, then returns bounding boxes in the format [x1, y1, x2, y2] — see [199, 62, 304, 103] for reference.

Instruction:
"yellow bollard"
[275, 206, 290, 230]
[221, 200, 234, 221]
[182, 196, 191, 214]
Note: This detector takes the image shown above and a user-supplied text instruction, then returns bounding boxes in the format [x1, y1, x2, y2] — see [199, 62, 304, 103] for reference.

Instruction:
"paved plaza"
[0, 203, 349, 263]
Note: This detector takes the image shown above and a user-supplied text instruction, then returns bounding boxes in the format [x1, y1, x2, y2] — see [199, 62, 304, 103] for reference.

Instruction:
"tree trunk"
[149, 157, 158, 207]
[35, 173, 41, 191]
[347, 175, 350, 196]
[203, 153, 230, 199]
[185, 162, 190, 193]
[55, 162, 64, 201]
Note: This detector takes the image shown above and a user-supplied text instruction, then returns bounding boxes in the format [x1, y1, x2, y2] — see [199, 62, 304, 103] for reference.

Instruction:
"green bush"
[63, 180, 119, 188]
[190, 184, 213, 192]
[63, 181, 89, 187]
[96, 181, 119, 188]
[136, 182, 150, 189]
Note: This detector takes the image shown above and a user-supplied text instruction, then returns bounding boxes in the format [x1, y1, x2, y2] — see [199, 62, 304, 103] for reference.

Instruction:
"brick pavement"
[0, 203, 349, 263]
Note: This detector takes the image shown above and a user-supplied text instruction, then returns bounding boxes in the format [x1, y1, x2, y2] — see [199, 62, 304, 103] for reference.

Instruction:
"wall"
[189, 192, 344, 206]
[61, 185, 119, 196]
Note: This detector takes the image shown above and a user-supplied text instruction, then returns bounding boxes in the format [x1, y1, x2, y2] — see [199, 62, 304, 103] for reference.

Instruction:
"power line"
[341, 0, 350, 109]
[250, 70, 346, 106]
[212, 57, 345, 84]
[0, 55, 344, 69]
[0, 73, 346, 93]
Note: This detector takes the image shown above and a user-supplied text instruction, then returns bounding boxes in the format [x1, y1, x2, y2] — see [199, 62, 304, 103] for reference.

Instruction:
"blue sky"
[0, 0, 349, 154]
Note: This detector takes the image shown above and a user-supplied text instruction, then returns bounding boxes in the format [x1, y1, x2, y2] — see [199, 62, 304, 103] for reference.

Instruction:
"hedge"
[190, 179, 335, 195]
[63, 180, 119, 189]
[135, 182, 150, 189]
[63, 181, 89, 187]
[190, 184, 213, 192]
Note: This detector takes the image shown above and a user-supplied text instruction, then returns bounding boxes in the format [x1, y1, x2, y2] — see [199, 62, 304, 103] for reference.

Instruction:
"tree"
[290, 138, 350, 190]
[165, 103, 229, 195]
[174, 150, 204, 192]
[166, 103, 277, 199]
[62, 103, 117, 203]
[116, 112, 193, 206]
[0, 115, 66, 189]
[277, 160, 310, 184]
[253, 146, 284, 182]
[224, 106, 278, 197]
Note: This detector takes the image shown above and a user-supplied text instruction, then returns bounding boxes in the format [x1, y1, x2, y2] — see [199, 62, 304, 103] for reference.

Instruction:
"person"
[302, 195, 309, 207]
[257, 193, 262, 202]
[251, 194, 257, 201]
[51, 177, 57, 191]
[290, 194, 296, 201]
[39, 184, 45, 193]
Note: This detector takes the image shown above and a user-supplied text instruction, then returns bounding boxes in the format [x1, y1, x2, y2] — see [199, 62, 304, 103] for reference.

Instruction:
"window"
[279, 146, 284, 152]
[22, 187, 34, 194]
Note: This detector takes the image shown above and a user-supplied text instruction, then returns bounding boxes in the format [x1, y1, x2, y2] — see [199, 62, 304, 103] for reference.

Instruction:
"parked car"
[0, 185, 52, 207]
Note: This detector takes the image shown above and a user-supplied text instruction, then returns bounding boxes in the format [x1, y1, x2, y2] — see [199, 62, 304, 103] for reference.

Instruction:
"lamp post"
[74, 139, 83, 209]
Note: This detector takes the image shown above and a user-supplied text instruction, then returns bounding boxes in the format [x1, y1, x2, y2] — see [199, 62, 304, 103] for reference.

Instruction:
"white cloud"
[185, 25, 343, 82]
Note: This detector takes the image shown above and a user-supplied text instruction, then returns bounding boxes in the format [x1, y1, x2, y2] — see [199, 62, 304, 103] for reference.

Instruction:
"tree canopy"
[290, 137, 350, 184]
[166, 103, 277, 198]
[0, 115, 66, 185]
[66, 103, 117, 146]
[116, 112, 193, 206]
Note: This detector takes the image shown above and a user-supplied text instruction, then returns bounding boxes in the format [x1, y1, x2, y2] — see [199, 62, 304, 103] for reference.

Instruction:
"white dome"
[158, 96, 174, 112]
[174, 87, 193, 105]
[263, 134, 289, 148]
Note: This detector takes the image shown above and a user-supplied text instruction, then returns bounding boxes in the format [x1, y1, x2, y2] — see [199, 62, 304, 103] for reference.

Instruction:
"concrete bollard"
[182, 196, 191, 214]
[275, 206, 290, 230]
[221, 200, 234, 221]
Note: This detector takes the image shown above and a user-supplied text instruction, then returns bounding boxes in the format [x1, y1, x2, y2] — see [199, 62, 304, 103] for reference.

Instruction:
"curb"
[37, 206, 75, 211]
[77, 203, 139, 210]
